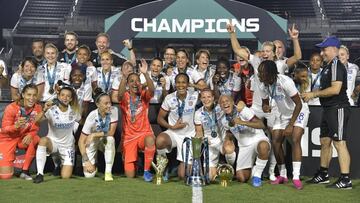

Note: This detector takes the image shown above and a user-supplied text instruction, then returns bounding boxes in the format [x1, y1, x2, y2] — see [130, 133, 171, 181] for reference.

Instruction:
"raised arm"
[286, 24, 302, 67]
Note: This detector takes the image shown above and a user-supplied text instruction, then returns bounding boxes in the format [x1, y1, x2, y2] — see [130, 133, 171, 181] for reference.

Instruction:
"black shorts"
[320, 106, 350, 141]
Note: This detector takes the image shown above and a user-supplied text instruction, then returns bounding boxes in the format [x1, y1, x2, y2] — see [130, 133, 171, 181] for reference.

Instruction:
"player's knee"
[145, 136, 155, 148]
[83, 171, 96, 178]
[333, 140, 346, 150]
[223, 143, 235, 154]
[320, 137, 332, 147]
[156, 134, 167, 148]
[236, 173, 248, 183]
[0, 173, 13, 179]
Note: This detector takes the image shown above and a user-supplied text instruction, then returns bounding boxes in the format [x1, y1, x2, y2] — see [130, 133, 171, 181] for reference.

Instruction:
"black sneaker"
[306, 170, 330, 184]
[326, 177, 352, 189]
[33, 174, 44, 184]
[52, 166, 61, 176]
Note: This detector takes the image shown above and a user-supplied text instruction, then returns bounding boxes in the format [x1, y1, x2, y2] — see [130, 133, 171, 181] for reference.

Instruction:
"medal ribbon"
[130, 95, 140, 122]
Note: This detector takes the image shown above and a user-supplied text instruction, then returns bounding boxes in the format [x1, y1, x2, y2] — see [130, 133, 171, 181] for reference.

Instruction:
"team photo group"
[0, 22, 356, 191]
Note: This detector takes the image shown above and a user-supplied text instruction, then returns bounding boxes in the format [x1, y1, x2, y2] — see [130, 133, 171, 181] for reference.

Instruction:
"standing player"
[0, 84, 41, 180]
[308, 53, 323, 105]
[257, 60, 305, 189]
[219, 95, 270, 187]
[78, 88, 117, 181]
[302, 36, 352, 189]
[95, 51, 120, 94]
[193, 49, 216, 87]
[338, 45, 359, 106]
[194, 89, 222, 181]
[59, 31, 79, 65]
[10, 57, 44, 101]
[33, 85, 81, 183]
[117, 59, 155, 181]
[156, 73, 199, 179]
[75, 45, 97, 91]
[39, 43, 71, 102]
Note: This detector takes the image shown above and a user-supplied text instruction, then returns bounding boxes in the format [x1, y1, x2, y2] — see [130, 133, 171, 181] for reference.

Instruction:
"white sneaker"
[20, 172, 33, 181]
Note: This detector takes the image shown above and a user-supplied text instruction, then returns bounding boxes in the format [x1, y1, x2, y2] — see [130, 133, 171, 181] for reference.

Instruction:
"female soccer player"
[0, 84, 41, 180]
[75, 45, 97, 91]
[10, 57, 44, 101]
[308, 53, 323, 105]
[194, 89, 223, 180]
[219, 95, 270, 187]
[78, 88, 117, 181]
[156, 73, 199, 179]
[95, 51, 120, 94]
[193, 49, 216, 87]
[117, 59, 155, 181]
[33, 85, 81, 183]
[258, 60, 305, 189]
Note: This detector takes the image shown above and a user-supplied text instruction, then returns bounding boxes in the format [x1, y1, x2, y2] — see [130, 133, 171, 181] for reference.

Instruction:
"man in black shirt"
[32, 39, 46, 66]
[90, 33, 135, 68]
[58, 31, 78, 65]
[302, 36, 352, 189]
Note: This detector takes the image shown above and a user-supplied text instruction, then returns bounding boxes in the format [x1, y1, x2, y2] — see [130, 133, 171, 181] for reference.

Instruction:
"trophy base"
[154, 175, 162, 185]
[186, 176, 206, 187]
[220, 179, 230, 187]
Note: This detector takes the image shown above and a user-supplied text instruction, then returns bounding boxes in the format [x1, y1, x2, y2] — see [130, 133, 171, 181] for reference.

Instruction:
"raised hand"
[226, 23, 235, 33]
[122, 39, 133, 49]
[139, 58, 148, 74]
[288, 23, 299, 40]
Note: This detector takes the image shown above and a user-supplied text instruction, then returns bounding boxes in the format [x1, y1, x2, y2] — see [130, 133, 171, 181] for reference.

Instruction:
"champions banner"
[104, 0, 288, 56]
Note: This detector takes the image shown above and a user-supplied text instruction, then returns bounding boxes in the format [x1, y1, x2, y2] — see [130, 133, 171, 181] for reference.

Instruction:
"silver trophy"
[183, 137, 210, 187]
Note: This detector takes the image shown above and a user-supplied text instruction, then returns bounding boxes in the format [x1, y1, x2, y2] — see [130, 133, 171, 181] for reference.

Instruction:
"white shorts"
[250, 106, 279, 128]
[236, 137, 270, 171]
[163, 129, 195, 162]
[273, 110, 309, 130]
[49, 137, 75, 166]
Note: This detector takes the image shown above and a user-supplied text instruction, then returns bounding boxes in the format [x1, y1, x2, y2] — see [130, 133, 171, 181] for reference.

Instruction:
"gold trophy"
[151, 154, 168, 185]
[217, 164, 234, 187]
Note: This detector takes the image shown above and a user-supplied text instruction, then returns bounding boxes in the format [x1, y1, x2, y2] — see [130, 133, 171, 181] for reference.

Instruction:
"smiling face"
[262, 45, 275, 61]
[127, 74, 141, 94]
[274, 40, 285, 59]
[200, 90, 214, 109]
[216, 62, 229, 80]
[64, 34, 78, 51]
[22, 61, 36, 79]
[77, 48, 90, 64]
[219, 95, 234, 114]
[151, 59, 162, 77]
[22, 87, 38, 108]
[176, 51, 189, 70]
[196, 52, 210, 70]
[58, 88, 73, 106]
[97, 95, 112, 114]
[164, 48, 176, 65]
[294, 69, 308, 85]
[321, 46, 338, 63]
[32, 41, 44, 58]
[175, 74, 189, 96]
[96, 36, 109, 54]
[44, 47, 58, 65]
[310, 54, 322, 72]
[100, 52, 113, 70]
[338, 47, 349, 65]
[71, 69, 85, 88]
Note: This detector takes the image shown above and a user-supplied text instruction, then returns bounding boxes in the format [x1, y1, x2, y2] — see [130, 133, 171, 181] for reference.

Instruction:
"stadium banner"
[104, 0, 288, 56]
[0, 102, 358, 178]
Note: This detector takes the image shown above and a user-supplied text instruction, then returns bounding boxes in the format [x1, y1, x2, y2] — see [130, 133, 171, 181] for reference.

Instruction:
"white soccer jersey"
[346, 63, 359, 105]
[10, 72, 44, 94]
[38, 62, 71, 102]
[82, 107, 118, 135]
[75, 82, 92, 106]
[308, 69, 322, 106]
[210, 72, 241, 95]
[258, 74, 300, 118]
[45, 105, 81, 147]
[192, 65, 216, 87]
[249, 54, 261, 74]
[194, 106, 222, 147]
[140, 71, 170, 104]
[276, 59, 288, 75]
[96, 66, 120, 94]
[220, 106, 267, 147]
[85, 65, 97, 87]
[170, 66, 202, 88]
[161, 90, 198, 136]
[250, 75, 277, 111]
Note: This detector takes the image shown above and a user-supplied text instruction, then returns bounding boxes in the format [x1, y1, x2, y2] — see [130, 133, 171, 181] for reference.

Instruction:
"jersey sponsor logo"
[54, 122, 74, 129]
[131, 18, 259, 33]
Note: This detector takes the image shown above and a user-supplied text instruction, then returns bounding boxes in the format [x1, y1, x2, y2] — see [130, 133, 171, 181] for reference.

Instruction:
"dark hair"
[93, 87, 109, 103]
[294, 62, 309, 74]
[126, 72, 140, 82]
[195, 49, 210, 60]
[164, 46, 176, 54]
[200, 88, 214, 96]
[32, 39, 44, 45]
[70, 64, 86, 83]
[64, 31, 78, 40]
[21, 57, 38, 70]
[175, 73, 189, 84]
[152, 56, 163, 64]
[310, 52, 322, 61]
[77, 44, 91, 56]
[258, 60, 278, 84]
[216, 57, 230, 70]
[20, 84, 38, 99]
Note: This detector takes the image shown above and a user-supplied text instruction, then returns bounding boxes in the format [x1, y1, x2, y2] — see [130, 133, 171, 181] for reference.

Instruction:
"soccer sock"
[253, 157, 268, 178]
[320, 166, 328, 174]
[225, 152, 236, 165]
[268, 149, 277, 175]
[340, 173, 350, 180]
[144, 146, 155, 171]
[23, 138, 37, 171]
[292, 161, 301, 180]
[104, 137, 115, 174]
[36, 145, 47, 175]
[279, 164, 287, 178]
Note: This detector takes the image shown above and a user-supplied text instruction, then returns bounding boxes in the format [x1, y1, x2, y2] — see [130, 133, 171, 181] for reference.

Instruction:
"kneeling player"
[79, 88, 117, 181]
[219, 95, 270, 187]
[34, 85, 81, 183]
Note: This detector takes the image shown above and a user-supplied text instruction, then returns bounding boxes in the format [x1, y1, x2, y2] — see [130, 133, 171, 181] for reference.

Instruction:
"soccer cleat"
[252, 176, 262, 187]
[326, 178, 352, 189]
[20, 172, 33, 181]
[293, 179, 303, 190]
[104, 173, 113, 181]
[271, 176, 288, 185]
[33, 174, 44, 183]
[143, 170, 153, 182]
[306, 170, 330, 184]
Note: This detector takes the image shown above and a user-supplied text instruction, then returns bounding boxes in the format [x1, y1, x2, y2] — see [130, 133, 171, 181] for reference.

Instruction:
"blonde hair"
[45, 43, 59, 54]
